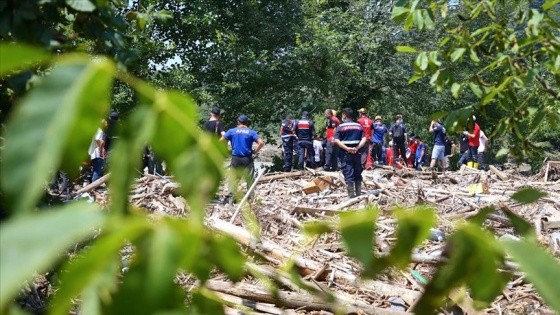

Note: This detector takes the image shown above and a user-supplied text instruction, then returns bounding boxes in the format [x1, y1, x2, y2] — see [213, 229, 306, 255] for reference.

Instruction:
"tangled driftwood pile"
[87, 163, 560, 314]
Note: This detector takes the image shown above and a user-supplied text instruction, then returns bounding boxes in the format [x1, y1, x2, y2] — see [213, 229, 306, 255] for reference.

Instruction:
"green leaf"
[49, 216, 149, 315]
[66, 0, 96, 12]
[511, 188, 547, 204]
[189, 289, 226, 315]
[210, 235, 246, 282]
[450, 48, 466, 62]
[430, 111, 448, 121]
[543, 0, 560, 11]
[1, 57, 115, 215]
[451, 82, 462, 98]
[391, 6, 409, 24]
[496, 148, 509, 158]
[388, 207, 435, 268]
[502, 240, 560, 312]
[0, 203, 104, 309]
[469, 48, 480, 63]
[339, 208, 377, 268]
[408, 74, 424, 84]
[500, 204, 535, 239]
[396, 46, 417, 53]
[468, 81, 483, 97]
[0, 44, 50, 77]
[414, 224, 508, 313]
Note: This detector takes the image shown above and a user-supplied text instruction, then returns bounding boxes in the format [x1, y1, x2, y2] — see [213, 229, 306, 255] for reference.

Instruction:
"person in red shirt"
[407, 133, 418, 168]
[462, 115, 481, 167]
[386, 141, 394, 166]
[357, 108, 374, 169]
[324, 109, 340, 171]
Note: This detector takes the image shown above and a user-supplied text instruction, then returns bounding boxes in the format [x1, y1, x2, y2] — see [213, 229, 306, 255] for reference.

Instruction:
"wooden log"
[335, 195, 368, 210]
[214, 291, 287, 315]
[489, 165, 509, 181]
[292, 206, 341, 216]
[205, 280, 407, 315]
[206, 218, 422, 305]
[259, 171, 305, 182]
[72, 173, 110, 197]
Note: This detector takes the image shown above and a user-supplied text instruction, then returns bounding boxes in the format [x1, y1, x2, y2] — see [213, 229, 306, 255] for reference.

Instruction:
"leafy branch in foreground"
[393, 0, 560, 159]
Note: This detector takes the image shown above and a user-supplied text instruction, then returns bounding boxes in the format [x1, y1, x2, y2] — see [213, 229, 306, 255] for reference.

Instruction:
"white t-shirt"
[313, 140, 322, 162]
[478, 130, 487, 152]
[88, 128, 105, 160]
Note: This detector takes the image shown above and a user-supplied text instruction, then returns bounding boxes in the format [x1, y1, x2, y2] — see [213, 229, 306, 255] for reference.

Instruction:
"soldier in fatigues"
[280, 114, 297, 172]
[334, 108, 367, 198]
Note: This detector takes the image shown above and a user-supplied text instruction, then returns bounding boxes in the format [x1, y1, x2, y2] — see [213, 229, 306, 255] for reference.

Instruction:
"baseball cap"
[211, 106, 221, 115]
[358, 108, 367, 114]
[109, 111, 119, 120]
[375, 115, 382, 121]
[238, 114, 249, 124]
[302, 111, 309, 116]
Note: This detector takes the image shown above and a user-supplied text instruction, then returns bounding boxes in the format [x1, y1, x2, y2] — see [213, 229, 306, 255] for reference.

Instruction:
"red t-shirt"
[357, 116, 373, 141]
[326, 116, 340, 141]
[469, 123, 481, 147]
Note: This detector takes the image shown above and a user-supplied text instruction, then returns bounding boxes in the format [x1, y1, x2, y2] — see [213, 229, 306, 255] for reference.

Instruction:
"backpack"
[393, 123, 405, 143]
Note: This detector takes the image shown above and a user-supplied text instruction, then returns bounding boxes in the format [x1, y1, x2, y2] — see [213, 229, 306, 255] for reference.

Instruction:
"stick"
[258, 171, 305, 182]
[230, 169, 265, 223]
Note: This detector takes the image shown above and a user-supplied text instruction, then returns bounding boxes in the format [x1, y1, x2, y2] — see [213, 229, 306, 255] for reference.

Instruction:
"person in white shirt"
[88, 122, 106, 182]
[477, 130, 488, 170]
[313, 136, 323, 168]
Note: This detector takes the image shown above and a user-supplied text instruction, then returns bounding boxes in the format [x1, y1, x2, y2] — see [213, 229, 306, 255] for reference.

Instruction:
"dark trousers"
[91, 158, 105, 182]
[325, 140, 338, 171]
[143, 154, 164, 175]
[393, 141, 407, 167]
[298, 140, 315, 169]
[340, 150, 363, 184]
[458, 146, 478, 166]
[372, 142, 383, 163]
[361, 141, 371, 169]
[230, 155, 255, 196]
[281, 138, 294, 171]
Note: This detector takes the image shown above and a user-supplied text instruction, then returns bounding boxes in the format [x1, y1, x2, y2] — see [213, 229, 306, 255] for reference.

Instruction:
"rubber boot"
[355, 181, 362, 197]
[347, 184, 356, 198]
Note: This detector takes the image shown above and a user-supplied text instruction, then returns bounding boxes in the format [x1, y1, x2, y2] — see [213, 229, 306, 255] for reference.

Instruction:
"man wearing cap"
[324, 109, 340, 171]
[389, 114, 408, 170]
[221, 114, 264, 198]
[334, 108, 367, 198]
[295, 111, 316, 169]
[357, 108, 374, 169]
[280, 114, 297, 172]
[429, 119, 447, 172]
[372, 115, 387, 166]
[203, 106, 225, 137]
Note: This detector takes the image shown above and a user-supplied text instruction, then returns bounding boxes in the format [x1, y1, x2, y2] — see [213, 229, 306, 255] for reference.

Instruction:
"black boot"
[355, 181, 362, 197]
[347, 184, 356, 198]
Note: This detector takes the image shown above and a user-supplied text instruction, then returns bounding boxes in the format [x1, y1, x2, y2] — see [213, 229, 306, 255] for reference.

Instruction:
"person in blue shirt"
[429, 119, 447, 172]
[371, 115, 387, 166]
[334, 108, 367, 198]
[415, 136, 427, 170]
[221, 114, 265, 199]
[294, 111, 316, 169]
[280, 114, 297, 172]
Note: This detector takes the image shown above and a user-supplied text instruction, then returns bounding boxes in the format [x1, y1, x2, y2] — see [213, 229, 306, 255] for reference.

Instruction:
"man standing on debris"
[324, 109, 340, 171]
[295, 111, 316, 169]
[389, 114, 408, 170]
[280, 114, 297, 172]
[357, 108, 374, 169]
[429, 119, 447, 172]
[372, 115, 387, 167]
[478, 129, 488, 170]
[221, 114, 264, 197]
[415, 136, 427, 170]
[334, 108, 367, 198]
[457, 127, 470, 168]
[203, 106, 225, 137]
[444, 135, 456, 171]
